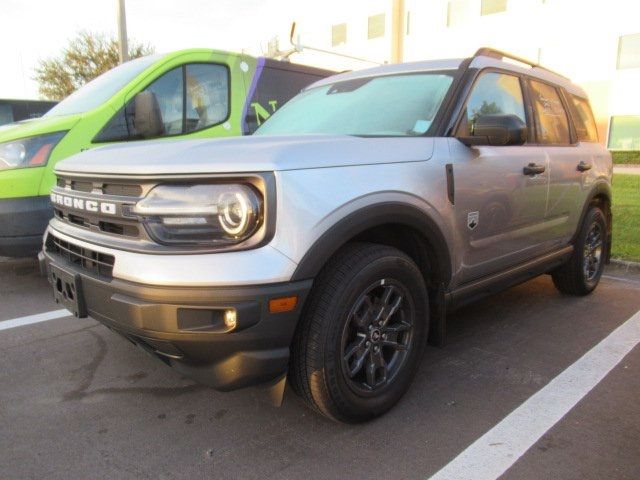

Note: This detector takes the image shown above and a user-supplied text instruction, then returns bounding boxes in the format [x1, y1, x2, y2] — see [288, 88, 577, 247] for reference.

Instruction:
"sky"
[0, 0, 338, 99]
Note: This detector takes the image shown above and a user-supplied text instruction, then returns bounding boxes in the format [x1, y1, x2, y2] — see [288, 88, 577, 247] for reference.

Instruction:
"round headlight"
[218, 191, 256, 237]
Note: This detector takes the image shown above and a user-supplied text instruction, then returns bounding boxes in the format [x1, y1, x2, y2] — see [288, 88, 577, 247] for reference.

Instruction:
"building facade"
[292, 0, 640, 150]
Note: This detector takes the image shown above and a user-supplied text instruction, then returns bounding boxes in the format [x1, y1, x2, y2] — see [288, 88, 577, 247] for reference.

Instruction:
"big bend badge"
[467, 211, 479, 231]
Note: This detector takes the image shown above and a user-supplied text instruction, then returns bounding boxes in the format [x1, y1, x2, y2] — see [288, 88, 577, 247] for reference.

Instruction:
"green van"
[0, 49, 331, 256]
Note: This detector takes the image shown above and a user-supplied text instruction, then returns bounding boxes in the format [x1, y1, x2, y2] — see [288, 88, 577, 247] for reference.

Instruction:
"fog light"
[224, 309, 237, 329]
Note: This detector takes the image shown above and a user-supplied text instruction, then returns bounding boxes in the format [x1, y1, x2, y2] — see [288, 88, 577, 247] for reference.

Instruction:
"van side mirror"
[134, 91, 164, 139]
[457, 114, 527, 147]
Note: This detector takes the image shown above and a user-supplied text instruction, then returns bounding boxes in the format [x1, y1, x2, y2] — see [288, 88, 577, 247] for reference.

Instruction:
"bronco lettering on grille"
[50, 193, 117, 215]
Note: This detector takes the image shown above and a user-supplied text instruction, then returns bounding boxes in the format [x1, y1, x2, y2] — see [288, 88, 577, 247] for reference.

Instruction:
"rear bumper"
[0, 196, 52, 257]
[41, 250, 312, 391]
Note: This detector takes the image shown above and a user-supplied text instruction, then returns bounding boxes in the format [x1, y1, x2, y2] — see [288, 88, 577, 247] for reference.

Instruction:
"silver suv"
[40, 49, 612, 423]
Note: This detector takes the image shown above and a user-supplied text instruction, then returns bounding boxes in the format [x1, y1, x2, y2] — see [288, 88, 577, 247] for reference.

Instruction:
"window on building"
[458, 72, 526, 137]
[332, 23, 347, 47]
[608, 116, 640, 150]
[528, 80, 571, 145]
[368, 13, 385, 39]
[481, 0, 507, 15]
[617, 33, 640, 70]
[569, 95, 598, 143]
[447, 0, 470, 27]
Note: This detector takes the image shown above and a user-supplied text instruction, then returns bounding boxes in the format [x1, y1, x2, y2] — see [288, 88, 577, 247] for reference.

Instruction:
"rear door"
[527, 79, 583, 245]
[452, 70, 550, 284]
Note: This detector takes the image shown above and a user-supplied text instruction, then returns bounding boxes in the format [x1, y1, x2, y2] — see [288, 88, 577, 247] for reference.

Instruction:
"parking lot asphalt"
[1, 257, 639, 480]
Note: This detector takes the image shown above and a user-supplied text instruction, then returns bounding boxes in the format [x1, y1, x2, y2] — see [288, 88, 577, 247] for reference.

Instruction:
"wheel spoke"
[382, 339, 406, 351]
[381, 295, 403, 327]
[385, 321, 411, 334]
[352, 295, 374, 329]
[365, 348, 387, 388]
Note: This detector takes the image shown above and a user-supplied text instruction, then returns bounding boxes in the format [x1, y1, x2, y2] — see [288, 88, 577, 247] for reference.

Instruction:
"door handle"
[523, 163, 546, 175]
[577, 161, 592, 172]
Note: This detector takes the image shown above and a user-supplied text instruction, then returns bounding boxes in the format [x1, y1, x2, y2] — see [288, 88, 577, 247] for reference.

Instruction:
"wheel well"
[589, 193, 612, 262]
[351, 223, 443, 290]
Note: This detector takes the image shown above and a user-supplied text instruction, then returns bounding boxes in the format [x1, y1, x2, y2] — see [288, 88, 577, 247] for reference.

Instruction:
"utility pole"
[391, 0, 405, 63]
[116, 0, 129, 64]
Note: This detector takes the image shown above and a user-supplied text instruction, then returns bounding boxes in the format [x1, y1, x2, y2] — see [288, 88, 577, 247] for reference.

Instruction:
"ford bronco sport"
[40, 49, 612, 423]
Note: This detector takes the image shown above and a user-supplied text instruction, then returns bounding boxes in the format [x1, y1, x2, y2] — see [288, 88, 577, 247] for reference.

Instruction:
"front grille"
[53, 174, 148, 240]
[46, 233, 115, 278]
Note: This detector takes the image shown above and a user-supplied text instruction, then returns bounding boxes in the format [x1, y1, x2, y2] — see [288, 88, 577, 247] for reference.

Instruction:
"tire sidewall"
[577, 207, 607, 292]
[321, 254, 429, 421]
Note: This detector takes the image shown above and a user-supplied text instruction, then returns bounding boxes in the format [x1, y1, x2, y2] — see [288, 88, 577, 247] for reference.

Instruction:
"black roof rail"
[473, 47, 569, 79]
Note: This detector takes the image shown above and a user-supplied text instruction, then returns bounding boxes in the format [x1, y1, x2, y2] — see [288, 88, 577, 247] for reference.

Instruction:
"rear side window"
[528, 80, 570, 145]
[569, 95, 598, 143]
[459, 71, 526, 137]
[95, 63, 229, 142]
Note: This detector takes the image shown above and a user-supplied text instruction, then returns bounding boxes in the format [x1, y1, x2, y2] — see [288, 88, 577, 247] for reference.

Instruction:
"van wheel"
[552, 206, 607, 296]
[290, 243, 429, 423]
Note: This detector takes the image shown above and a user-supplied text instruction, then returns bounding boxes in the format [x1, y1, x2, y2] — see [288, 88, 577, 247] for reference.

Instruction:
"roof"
[305, 51, 586, 98]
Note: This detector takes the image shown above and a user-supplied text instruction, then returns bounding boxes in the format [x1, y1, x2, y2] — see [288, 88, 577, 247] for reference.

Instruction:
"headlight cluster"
[132, 183, 263, 247]
[0, 132, 67, 171]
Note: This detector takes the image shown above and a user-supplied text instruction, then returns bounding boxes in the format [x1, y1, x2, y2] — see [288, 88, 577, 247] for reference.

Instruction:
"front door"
[451, 71, 550, 284]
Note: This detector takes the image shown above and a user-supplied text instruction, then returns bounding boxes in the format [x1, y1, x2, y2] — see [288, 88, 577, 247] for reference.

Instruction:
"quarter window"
[569, 95, 598, 143]
[459, 72, 526, 137]
[528, 80, 570, 145]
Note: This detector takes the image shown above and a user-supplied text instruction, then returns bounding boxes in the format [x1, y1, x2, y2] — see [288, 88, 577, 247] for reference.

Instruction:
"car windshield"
[255, 72, 455, 137]
[45, 54, 164, 117]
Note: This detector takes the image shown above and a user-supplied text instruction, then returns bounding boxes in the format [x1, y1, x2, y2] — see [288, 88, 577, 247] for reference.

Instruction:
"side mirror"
[134, 91, 164, 139]
[458, 114, 527, 147]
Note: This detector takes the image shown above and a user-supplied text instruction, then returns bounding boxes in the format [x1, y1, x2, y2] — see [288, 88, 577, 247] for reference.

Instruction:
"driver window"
[94, 63, 229, 142]
[459, 72, 526, 137]
[185, 64, 229, 132]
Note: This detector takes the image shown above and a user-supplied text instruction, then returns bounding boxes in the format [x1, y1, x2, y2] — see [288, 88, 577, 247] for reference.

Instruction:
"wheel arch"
[576, 180, 612, 262]
[290, 202, 453, 289]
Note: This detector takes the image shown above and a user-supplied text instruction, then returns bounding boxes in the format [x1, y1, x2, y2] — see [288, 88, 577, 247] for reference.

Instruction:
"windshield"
[45, 54, 164, 117]
[255, 72, 455, 137]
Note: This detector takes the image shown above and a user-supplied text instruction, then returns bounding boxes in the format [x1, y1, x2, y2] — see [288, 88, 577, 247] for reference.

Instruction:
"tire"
[552, 206, 608, 296]
[290, 242, 429, 423]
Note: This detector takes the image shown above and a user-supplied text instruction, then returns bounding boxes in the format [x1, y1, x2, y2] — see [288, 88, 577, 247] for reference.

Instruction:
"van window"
[185, 64, 229, 133]
[45, 54, 163, 117]
[569, 95, 598, 143]
[458, 72, 526, 137]
[95, 63, 229, 142]
[244, 66, 327, 134]
[528, 80, 571, 145]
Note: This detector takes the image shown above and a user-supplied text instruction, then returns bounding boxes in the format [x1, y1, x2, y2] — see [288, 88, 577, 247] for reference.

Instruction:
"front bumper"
[0, 196, 52, 257]
[41, 249, 312, 391]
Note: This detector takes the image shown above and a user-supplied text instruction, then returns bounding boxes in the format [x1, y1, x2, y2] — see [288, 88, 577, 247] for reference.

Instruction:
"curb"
[609, 258, 640, 275]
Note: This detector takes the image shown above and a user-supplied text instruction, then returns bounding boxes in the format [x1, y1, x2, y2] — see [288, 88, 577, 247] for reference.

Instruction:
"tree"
[34, 31, 154, 100]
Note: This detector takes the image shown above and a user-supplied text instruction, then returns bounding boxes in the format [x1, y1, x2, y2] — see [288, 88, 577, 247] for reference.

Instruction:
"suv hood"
[55, 134, 435, 175]
[0, 114, 80, 143]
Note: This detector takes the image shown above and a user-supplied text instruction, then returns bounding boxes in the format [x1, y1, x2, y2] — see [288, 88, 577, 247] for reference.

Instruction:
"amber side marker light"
[269, 296, 298, 313]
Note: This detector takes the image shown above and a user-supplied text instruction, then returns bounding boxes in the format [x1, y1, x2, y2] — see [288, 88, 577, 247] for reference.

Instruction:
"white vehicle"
[41, 49, 612, 423]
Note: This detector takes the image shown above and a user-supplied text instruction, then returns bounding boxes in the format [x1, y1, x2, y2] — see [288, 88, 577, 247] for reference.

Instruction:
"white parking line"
[428, 309, 640, 480]
[0, 309, 71, 332]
